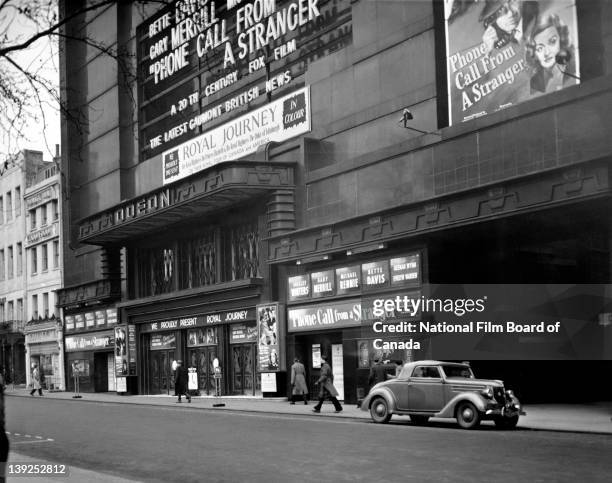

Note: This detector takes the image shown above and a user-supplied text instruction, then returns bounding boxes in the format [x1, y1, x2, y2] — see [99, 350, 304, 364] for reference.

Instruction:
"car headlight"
[481, 386, 494, 398]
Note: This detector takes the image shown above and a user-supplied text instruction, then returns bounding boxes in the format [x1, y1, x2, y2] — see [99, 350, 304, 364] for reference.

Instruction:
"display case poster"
[311, 270, 335, 298]
[114, 326, 128, 377]
[116, 376, 127, 393]
[331, 344, 344, 401]
[128, 324, 137, 375]
[390, 254, 421, 285]
[444, 0, 580, 124]
[65, 315, 75, 331]
[335, 265, 361, 295]
[362, 260, 390, 290]
[75, 314, 85, 329]
[106, 308, 118, 325]
[95, 310, 106, 326]
[312, 343, 321, 369]
[151, 333, 176, 350]
[288, 275, 310, 301]
[257, 303, 281, 372]
[261, 373, 277, 392]
[85, 312, 95, 328]
[230, 323, 258, 344]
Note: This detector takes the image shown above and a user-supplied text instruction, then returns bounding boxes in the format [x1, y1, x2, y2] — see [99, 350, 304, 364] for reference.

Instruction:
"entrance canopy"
[78, 161, 294, 245]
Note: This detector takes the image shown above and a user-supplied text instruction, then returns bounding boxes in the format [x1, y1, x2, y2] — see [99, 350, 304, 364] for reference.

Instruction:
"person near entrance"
[368, 358, 387, 393]
[174, 360, 191, 403]
[29, 364, 43, 396]
[312, 355, 342, 413]
[289, 357, 308, 405]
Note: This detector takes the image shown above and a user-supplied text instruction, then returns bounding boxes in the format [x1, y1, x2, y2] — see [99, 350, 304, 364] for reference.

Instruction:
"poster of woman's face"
[257, 303, 281, 372]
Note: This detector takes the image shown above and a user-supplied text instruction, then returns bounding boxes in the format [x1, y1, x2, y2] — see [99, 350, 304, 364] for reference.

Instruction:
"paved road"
[5, 397, 612, 482]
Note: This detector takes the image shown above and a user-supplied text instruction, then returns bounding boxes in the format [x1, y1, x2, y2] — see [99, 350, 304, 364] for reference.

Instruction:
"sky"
[1, 1, 61, 162]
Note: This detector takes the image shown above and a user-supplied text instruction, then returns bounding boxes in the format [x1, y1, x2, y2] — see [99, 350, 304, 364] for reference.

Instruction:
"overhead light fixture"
[346, 242, 387, 256]
[398, 109, 441, 136]
[296, 254, 330, 265]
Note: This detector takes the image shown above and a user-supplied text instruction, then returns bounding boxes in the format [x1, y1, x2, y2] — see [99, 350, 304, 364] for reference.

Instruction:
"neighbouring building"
[23, 146, 66, 390]
[60, 0, 612, 402]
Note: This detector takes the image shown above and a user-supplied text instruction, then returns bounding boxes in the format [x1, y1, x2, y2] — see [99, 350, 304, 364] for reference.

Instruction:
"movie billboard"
[444, 0, 579, 124]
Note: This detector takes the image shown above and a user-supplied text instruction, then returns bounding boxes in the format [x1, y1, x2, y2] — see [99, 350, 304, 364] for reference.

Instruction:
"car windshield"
[441, 365, 473, 378]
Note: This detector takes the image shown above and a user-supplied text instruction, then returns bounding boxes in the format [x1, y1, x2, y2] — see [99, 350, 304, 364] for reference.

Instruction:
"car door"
[406, 366, 446, 412]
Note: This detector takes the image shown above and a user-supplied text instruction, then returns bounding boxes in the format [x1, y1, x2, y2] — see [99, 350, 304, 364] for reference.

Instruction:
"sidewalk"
[6, 388, 612, 434]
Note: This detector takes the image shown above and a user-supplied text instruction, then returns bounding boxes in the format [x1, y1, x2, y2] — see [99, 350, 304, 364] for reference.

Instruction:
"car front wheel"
[494, 415, 519, 429]
[370, 397, 392, 424]
[456, 401, 481, 429]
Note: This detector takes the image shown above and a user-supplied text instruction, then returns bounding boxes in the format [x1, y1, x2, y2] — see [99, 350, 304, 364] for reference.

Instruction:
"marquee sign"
[137, 0, 352, 161]
[162, 86, 310, 184]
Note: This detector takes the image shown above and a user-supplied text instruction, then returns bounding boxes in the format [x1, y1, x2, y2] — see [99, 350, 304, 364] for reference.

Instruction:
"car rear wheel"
[409, 415, 430, 425]
[456, 401, 481, 429]
[370, 397, 392, 424]
[494, 415, 519, 429]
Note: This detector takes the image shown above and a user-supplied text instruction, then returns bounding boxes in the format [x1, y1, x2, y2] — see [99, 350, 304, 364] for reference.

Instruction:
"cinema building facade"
[61, 0, 612, 402]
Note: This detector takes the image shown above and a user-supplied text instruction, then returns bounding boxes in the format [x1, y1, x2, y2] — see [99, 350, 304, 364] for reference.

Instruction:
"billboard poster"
[114, 326, 128, 377]
[444, 0, 579, 124]
[257, 303, 281, 372]
[127, 324, 137, 376]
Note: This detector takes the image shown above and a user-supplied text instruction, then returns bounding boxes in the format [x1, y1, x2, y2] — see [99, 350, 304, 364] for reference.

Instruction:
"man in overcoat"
[312, 355, 342, 413]
[290, 357, 308, 405]
[174, 360, 191, 403]
[368, 358, 387, 393]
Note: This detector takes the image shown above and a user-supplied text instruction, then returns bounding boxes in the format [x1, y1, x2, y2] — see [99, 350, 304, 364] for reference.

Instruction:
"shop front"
[24, 318, 64, 390]
[63, 307, 118, 392]
[138, 308, 259, 396]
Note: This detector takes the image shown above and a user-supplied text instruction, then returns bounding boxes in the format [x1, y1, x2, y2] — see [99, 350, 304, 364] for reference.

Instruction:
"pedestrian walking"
[312, 355, 342, 413]
[174, 360, 191, 403]
[30, 364, 43, 396]
[289, 357, 308, 405]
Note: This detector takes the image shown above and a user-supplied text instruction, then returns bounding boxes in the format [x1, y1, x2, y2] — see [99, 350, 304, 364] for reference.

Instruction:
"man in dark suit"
[174, 360, 191, 403]
[368, 358, 387, 393]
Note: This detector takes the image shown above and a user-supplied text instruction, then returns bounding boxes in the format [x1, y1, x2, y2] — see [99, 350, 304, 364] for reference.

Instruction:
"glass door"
[231, 343, 257, 395]
[150, 349, 175, 395]
[187, 346, 217, 395]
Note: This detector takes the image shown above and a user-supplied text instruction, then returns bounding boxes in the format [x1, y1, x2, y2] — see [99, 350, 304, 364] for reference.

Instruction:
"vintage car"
[360, 360, 524, 429]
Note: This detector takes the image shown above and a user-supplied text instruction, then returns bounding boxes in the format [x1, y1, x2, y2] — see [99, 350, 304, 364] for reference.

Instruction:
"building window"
[0, 196, 3, 224]
[52, 199, 59, 221]
[0, 302, 4, 322]
[16, 242, 22, 276]
[40, 204, 47, 226]
[41, 243, 48, 271]
[7, 245, 13, 279]
[29, 209, 36, 230]
[6, 192, 12, 221]
[16, 298, 23, 320]
[0, 249, 4, 281]
[31, 294, 38, 319]
[53, 240, 59, 268]
[15, 186, 21, 217]
[7, 301, 14, 320]
[31, 247, 37, 275]
[43, 293, 49, 318]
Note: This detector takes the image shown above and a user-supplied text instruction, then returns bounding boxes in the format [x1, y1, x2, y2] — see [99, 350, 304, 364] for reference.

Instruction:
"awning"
[78, 161, 294, 245]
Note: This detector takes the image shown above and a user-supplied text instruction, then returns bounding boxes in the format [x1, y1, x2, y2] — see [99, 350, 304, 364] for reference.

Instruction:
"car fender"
[360, 387, 398, 414]
[436, 392, 487, 418]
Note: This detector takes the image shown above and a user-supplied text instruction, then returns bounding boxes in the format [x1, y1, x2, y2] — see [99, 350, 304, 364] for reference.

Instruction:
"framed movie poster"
[444, 0, 580, 124]
[257, 303, 284, 372]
